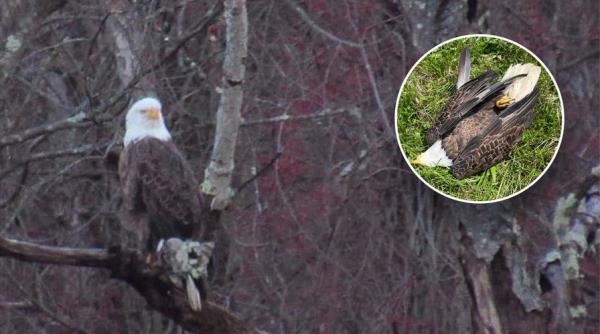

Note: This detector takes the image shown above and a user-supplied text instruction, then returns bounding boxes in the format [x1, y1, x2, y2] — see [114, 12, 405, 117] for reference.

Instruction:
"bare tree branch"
[0, 112, 89, 149]
[459, 238, 504, 334]
[203, 0, 248, 210]
[0, 235, 113, 267]
[106, 11, 140, 88]
[0, 144, 101, 179]
[0, 232, 263, 334]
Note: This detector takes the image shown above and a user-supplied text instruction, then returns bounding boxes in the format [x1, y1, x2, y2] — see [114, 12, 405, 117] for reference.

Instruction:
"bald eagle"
[119, 97, 205, 251]
[412, 48, 541, 179]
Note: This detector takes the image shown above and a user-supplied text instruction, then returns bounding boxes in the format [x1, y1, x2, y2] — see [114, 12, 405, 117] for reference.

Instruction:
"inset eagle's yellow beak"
[147, 108, 160, 120]
[411, 157, 423, 165]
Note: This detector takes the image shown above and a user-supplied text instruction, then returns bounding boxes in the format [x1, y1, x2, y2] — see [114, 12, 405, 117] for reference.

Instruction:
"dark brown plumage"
[452, 89, 538, 179]
[119, 137, 205, 250]
[441, 97, 498, 160]
[426, 71, 523, 145]
[415, 48, 541, 180]
[426, 71, 497, 144]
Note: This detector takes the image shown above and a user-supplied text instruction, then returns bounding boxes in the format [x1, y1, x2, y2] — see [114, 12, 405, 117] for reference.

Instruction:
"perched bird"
[119, 97, 205, 250]
[412, 48, 541, 179]
[119, 97, 211, 311]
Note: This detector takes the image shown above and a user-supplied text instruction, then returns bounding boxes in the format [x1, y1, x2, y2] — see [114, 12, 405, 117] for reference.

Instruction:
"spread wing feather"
[451, 88, 539, 179]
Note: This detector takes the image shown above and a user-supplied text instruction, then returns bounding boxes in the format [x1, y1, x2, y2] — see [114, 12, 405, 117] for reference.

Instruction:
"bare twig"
[0, 164, 28, 209]
[557, 50, 600, 72]
[0, 144, 100, 179]
[0, 112, 89, 149]
[236, 151, 282, 193]
[360, 44, 393, 136]
[156, 2, 224, 70]
[284, 0, 361, 48]
[0, 300, 34, 309]
[242, 107, 357, 125]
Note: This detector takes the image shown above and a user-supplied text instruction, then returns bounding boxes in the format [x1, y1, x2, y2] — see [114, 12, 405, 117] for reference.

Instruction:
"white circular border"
[394, 34, 565, 204]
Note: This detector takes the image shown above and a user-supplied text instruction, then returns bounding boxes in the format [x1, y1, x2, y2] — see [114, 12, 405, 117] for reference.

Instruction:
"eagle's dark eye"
[140, 109, 147, 113]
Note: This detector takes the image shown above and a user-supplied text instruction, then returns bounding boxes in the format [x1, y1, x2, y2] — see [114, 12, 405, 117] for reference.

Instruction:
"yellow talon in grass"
[495, 95, 513, 109]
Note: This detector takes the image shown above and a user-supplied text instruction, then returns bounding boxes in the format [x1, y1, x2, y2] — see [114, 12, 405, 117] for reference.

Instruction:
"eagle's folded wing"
[451, 88, 539, 179]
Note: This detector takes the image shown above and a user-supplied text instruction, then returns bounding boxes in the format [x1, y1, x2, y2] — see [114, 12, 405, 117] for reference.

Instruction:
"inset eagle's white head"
[124, 97, 172, 146]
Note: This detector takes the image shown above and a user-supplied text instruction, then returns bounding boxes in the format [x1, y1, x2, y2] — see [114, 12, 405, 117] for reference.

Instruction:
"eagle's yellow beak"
[147, 108, 160, 120]
[412, 157, 423, 165]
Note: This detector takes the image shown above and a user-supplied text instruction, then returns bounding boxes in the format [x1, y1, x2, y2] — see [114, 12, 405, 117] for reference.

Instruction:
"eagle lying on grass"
[412, 48, 541, 179]
[119, 97, 209, 311]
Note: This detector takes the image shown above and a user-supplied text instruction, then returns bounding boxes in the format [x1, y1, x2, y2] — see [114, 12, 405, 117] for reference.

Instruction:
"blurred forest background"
[0, 1, 598, 333]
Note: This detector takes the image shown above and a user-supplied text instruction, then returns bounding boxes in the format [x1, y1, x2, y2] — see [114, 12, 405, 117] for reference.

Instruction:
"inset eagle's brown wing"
[433, 72, 529, 144]
[441, 100, 497, 160]
[451, 88, 539, 179]
[426, 71, 498, 144]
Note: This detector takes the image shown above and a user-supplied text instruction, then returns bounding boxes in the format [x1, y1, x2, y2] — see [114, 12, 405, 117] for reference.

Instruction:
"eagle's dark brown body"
[442, 100, 497, 160]
[423, 58, 539, 179]
[119, 137, 205, 250]
[451, 91, 537, 179]
[425, 71, 499, 145]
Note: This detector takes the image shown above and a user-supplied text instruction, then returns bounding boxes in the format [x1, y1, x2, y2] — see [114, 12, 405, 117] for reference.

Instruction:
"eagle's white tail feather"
[415, 139, 453, 167]
[501, 63, 541, 102]
[186, 274, 202, 312]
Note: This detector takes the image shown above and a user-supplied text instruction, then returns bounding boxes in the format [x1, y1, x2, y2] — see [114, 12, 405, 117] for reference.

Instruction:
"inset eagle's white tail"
[501, 63, 541, 102]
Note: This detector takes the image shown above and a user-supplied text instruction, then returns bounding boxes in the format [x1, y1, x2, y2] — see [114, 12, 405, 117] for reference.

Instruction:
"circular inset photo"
[395, 35, 563, 203]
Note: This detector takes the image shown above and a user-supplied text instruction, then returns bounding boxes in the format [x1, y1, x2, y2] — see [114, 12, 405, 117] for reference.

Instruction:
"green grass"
[396, 36, 562, 202]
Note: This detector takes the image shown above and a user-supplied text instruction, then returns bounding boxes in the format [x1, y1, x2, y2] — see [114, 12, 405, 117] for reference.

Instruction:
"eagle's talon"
[495, 95, 513, 109]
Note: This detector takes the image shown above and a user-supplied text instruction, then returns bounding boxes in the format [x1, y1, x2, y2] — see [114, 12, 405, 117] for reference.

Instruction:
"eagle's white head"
[124, 97, 172, 146]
